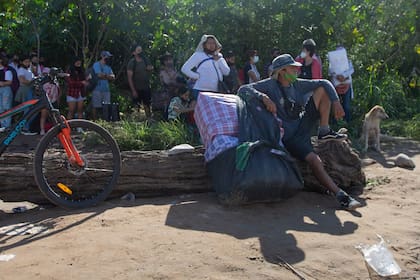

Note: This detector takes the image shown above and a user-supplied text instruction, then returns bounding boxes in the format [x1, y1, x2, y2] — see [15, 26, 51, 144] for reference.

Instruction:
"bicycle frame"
[0, 75, 85, 167]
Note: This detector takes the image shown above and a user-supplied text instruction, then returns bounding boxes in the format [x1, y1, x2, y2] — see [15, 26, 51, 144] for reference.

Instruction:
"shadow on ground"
[164, 192, 361, 264]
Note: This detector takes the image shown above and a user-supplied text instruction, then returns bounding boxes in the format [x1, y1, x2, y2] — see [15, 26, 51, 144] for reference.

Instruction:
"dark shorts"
[133, 88, 151, 106]
[283, 97, 320, 161]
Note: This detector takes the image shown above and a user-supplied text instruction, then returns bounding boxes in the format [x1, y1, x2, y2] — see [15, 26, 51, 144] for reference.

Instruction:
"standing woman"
[295, 39, 322, 79]
[243, 49, 261, 84]
[65, 57, 88, 119]
[181, 34, 230, 104]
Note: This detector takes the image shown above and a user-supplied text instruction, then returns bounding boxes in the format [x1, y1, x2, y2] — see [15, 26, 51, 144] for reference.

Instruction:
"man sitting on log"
[238, 54, 361, 210]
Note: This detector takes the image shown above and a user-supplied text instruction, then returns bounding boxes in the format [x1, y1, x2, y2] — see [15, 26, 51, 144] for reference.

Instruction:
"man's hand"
[332, 100, 345, 120]
[261, 94, 277, 114]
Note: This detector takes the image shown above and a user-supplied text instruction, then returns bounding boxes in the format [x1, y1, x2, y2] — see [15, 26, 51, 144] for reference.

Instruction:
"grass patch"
[98, 119, 200, 151]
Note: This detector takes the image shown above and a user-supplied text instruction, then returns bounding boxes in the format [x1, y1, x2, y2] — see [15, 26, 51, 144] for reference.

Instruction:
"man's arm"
[238, 82, 277, 113]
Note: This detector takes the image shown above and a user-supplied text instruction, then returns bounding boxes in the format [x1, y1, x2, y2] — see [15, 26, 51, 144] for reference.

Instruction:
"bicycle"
[0, 68, 121, 209]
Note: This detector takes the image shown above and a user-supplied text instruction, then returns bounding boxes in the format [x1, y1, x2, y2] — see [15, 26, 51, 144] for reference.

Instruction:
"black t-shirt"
[299, 63, 312, 79]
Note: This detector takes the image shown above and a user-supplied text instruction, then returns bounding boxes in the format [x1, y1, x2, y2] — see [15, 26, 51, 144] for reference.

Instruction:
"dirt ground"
[0, 137, 419, 280]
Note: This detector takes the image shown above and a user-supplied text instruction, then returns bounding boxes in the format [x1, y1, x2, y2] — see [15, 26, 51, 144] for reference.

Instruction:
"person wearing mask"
[243, 49, 261, 84]
[40, 67, 61, 135]
[91, 51, 115, 120]
[15, 55, 34, 105]
[223, 51, 241, 93]
[295, 39, 322, 79]
[238, 54, 361, 210]
[66, 57, 88, 120]
[127, 45, 154, 118]
[181, 34, 230, 105]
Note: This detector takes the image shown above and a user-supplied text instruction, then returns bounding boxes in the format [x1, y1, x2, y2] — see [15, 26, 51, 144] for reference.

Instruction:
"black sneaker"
[318, 129, 347, 142]
[336, 190, 362, 210]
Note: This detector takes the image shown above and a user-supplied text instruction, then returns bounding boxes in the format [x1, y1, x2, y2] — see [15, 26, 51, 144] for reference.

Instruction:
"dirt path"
[1, 138, 419, 279]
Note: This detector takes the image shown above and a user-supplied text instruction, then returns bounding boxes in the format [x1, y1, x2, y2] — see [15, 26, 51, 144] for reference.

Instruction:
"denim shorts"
[66, 95, 86, 103]
[283, 97, 320, 161]
[92, 91, 111, 108]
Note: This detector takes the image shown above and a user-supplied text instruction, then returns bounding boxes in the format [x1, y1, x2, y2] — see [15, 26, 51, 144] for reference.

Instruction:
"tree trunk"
[0, 139, 365, 205]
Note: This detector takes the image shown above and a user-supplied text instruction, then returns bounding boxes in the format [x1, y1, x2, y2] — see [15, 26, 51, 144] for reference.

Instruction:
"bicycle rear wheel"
[33, 119, 121, 209]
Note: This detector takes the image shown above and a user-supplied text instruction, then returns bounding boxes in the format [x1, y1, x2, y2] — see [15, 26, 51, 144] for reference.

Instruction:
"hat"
[195, 34, 222, 52]
[226, 50, 235, 58]
[271, 54, 302, 71]
[100, 51, 113, 58]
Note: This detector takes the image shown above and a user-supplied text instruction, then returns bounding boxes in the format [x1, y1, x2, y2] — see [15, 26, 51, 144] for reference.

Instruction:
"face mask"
[300, 51, 307, 59]
[284, 72, 298, 83]
[253, 56, 259, 63]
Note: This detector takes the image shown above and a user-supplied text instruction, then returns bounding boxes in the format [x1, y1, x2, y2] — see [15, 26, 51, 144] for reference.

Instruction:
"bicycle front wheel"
[34, 120, 121, 209]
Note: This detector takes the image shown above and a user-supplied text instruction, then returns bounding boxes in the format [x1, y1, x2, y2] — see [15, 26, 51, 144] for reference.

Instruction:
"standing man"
[127, 45, 154, 118]
[92, 51, 115, 120]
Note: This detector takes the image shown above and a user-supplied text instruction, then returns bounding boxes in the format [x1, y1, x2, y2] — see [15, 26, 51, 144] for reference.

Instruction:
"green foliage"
[1, 0, 419, 145]
[98, 119, 199, 151]
[381, 114, 420, 141]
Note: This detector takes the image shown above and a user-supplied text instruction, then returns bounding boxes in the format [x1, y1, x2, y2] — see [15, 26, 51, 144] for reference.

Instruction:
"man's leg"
[312, 87, 346, 140]
[312, 87, 331, 127]
[305, 152, 361, 210]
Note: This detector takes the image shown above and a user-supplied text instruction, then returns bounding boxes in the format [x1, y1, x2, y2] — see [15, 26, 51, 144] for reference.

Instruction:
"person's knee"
[305, 152, 322, 166]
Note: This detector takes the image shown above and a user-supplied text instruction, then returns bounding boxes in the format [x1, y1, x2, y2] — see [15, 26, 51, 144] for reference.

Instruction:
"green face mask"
[284, 72, 298, 83]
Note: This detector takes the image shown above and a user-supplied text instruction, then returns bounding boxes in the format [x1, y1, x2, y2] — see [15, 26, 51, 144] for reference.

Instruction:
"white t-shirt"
[18, 67, 34, 82]
[0, 67, 13, 81]
[181, 52, 230, 92]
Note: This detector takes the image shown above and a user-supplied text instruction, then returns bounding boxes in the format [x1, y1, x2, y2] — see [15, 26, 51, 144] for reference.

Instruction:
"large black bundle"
[206, 89, 304, 205]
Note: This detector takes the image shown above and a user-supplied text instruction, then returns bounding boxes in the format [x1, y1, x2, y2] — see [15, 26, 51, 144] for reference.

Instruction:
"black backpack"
[85, 66, 98, 92]
[0, 66, 20, 94]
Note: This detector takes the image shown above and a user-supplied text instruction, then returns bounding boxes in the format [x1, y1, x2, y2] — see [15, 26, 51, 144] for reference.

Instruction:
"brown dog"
[361, 105, 389, 151]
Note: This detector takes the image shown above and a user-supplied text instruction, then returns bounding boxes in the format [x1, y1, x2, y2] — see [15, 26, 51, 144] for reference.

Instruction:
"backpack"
[0, 66, 20, 94]
[85, 66, 98, 92]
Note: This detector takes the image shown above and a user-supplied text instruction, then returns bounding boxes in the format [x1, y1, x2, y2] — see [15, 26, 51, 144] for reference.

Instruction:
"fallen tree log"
[0, 139, 365, 204]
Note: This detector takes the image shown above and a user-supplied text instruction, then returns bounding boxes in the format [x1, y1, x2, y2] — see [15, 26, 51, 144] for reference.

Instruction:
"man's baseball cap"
[272, 54, 302, 71]
[101, 51, 113, 58]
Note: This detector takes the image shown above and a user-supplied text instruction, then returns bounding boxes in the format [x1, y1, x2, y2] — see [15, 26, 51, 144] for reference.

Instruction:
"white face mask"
[253, 56, 259, 63]
[300, 51, 307, 59]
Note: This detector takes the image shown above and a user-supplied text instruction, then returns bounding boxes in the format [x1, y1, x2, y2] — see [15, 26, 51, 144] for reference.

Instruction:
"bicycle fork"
[57, 117, 85, 167]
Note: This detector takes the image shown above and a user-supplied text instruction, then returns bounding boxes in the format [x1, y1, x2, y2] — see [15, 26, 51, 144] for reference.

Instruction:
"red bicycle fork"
[57, 118, 85, 167]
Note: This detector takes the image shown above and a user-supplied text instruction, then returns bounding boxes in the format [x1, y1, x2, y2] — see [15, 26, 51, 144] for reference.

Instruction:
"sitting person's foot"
[336, 190, 362, 210]
[318, 129, 347, 141]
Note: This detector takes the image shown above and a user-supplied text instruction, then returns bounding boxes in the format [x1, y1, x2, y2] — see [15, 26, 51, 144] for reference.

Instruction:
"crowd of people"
[0, 35, 354, 133]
